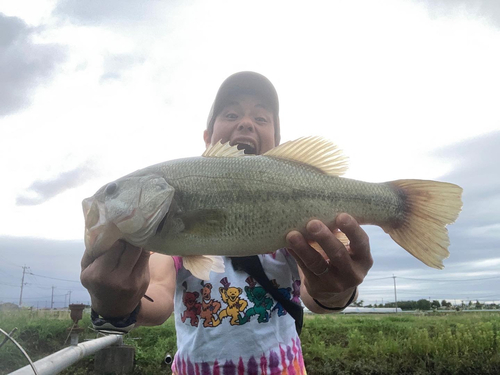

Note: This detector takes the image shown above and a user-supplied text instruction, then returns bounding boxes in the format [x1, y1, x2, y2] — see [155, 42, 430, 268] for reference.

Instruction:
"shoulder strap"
[231, 256, 304, 335]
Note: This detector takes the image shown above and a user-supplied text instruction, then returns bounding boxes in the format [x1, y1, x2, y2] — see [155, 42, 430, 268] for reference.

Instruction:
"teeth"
[238, 141, 255, 148]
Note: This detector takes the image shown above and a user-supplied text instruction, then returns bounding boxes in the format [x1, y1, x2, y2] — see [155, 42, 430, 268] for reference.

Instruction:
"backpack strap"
[231, 256, 304, 335]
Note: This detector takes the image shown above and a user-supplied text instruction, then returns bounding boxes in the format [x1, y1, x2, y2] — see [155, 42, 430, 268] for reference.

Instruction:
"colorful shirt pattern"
[172, 249, 307, 375]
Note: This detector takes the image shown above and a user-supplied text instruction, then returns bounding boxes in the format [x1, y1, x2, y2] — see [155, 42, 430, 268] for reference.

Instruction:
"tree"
[416, 299, 431, 311]
[431, 300, 441, 309]
[441, 299, 451, 308]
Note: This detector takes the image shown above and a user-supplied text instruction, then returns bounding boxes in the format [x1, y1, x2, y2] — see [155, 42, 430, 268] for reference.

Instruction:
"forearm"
[136, 283, 174, 326]
[136, 253, 176, 327]
[301, 282, 358, 314]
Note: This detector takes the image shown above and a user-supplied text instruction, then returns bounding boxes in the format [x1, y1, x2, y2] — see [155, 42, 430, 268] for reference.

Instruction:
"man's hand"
[286, 213, 373, 311]
[80, 240, 151, 318]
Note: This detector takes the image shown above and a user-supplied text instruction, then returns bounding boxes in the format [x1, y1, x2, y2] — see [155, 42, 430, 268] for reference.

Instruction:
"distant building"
[342, 307, 403, 314]
[0, 303, 20, 311]
[304, 306, 403, 314]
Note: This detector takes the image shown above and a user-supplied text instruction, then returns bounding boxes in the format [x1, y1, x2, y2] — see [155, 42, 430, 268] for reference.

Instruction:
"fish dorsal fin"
[202, 141, 247, 158]
[264, 136, 349, 176]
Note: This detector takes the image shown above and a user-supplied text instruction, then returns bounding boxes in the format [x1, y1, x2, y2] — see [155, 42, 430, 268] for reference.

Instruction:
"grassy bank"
[1, 311, 499, 374]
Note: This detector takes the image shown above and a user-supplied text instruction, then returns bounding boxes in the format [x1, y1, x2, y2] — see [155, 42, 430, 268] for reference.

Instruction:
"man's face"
[204, 94, 276, 155]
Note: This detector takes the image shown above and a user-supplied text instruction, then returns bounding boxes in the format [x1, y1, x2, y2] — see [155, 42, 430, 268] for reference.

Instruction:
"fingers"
[81, 240, 145, 276]
[336, 214, 372, 266]
[117, 242, 147, 270]
[306, 220, 352, 268]
[286, 230, 329, 278]
[132, 248, 152, 275]
[286, 216, 372, 277]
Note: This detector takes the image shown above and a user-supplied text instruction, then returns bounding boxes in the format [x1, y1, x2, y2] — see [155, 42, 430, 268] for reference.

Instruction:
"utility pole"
[19, 265, 28, 306]
[68, 291, 72, 306]
[51, 286, 55, 310]
[392, 275, 398, 313]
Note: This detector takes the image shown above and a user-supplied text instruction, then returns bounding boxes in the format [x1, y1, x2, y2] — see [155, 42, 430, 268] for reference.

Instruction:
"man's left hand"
[286, 213, 373, 309]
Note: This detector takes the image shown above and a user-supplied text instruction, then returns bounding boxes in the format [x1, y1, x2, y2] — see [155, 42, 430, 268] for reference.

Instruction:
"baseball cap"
[206, 71, 281, 145]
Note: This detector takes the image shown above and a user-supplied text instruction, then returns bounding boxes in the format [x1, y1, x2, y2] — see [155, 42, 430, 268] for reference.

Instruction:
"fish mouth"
[230, 138, 258, 155]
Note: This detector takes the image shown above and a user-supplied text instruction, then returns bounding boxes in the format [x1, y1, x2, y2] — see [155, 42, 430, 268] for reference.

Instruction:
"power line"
[0, 282, 21, 287]
[0, 268, 18, 279]
[27, 272, 80, 283]
[1, 260, 22, 269]
[365, 276, 394, 281]
[396, 275, 500, 282]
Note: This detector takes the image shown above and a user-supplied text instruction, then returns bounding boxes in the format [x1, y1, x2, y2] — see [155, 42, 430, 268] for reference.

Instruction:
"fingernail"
[338, 214, 351, 226]
[287, 232, 300, 246]
[307, 220, 322, 234]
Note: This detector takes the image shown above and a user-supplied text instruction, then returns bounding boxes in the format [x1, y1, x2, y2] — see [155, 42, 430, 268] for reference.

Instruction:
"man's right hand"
[80, 240, 151, 318]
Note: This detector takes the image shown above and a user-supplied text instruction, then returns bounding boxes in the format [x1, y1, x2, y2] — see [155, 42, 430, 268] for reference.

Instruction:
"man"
[81, 71, 373, 374]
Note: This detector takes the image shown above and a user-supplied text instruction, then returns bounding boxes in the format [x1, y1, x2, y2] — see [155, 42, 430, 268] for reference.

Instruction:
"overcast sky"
[1, 0, 499, 308]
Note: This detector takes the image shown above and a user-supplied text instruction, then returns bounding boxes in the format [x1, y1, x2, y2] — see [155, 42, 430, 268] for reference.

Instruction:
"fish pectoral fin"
[263, 136, 349, 176]
[180, 209, 227, 235]
[183, 255, 225, 280]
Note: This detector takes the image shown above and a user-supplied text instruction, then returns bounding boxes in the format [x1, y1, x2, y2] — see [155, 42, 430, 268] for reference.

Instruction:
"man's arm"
[287, 213, 372, 314]
[81, 241, 176, 326]
[136, 253, 176, 326]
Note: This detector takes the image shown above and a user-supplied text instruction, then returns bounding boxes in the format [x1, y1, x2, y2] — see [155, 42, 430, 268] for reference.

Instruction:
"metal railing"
[7, 334, 123, 375]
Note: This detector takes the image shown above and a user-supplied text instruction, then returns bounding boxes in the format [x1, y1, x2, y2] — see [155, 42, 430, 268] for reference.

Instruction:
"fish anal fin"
[184, 255, 225, 280]
[383, 179, 463, 269]
[202, 141, 247, 157]
[263, 136, 349, 176]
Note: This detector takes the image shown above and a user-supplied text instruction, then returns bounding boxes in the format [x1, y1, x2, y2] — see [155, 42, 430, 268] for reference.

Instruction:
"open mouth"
[235, 142, 257, 155]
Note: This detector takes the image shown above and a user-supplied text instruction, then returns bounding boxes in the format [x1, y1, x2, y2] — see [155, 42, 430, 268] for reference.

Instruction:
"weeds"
[1, 311, 499, 374]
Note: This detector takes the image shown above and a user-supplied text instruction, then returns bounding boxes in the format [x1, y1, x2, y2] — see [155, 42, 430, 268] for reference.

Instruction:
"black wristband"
[313, 287, 357, 311]
[91, 302, 141, 333]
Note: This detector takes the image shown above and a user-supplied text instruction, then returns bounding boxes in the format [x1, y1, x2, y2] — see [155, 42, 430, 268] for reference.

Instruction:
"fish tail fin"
[183, 255, 226, 280]
[383, 180, 463, 269]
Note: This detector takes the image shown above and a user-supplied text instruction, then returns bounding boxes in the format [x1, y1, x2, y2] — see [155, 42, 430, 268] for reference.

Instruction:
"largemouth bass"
[83, 137, 463, 279]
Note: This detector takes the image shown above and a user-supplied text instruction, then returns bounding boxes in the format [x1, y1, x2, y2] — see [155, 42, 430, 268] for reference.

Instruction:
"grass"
[0, 310, 499, 374]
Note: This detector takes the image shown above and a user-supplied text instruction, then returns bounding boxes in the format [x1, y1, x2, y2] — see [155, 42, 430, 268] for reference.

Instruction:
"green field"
[1, 310, 499, 374]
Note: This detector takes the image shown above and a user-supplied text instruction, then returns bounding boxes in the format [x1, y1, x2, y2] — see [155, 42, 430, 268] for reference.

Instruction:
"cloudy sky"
[1, 0, 499, 309]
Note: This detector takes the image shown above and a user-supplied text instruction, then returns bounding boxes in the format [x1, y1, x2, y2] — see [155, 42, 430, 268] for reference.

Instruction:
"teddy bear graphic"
[214, 277, 247, 326]
[270, 279, 292, 317]
[199, 281, 221, 327]
[180, 282, 202, 327]
[238, 277, 274, 324]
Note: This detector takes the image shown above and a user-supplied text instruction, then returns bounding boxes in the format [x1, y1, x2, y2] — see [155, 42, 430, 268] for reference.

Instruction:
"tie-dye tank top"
[171, 249, 307, 375]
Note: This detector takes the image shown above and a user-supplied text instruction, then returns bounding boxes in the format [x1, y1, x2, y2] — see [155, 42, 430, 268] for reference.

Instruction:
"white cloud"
[1, 0, 500, 306]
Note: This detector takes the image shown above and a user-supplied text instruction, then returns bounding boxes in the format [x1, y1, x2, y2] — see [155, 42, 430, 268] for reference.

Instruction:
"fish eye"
[105, 182, 118, 195]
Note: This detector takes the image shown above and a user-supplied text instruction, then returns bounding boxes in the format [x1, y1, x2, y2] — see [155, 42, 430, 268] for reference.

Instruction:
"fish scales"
[145, 155, 405, 256]
[83, 137, 462, 276]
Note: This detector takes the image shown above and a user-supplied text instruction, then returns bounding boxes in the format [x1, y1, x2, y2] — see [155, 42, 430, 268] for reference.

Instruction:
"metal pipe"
[9, 334, 123, 375]
[0, 328, 39, 375]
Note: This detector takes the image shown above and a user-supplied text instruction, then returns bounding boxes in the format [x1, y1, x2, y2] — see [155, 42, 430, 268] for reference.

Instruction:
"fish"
[82, 137, 463, 280]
